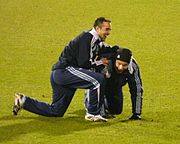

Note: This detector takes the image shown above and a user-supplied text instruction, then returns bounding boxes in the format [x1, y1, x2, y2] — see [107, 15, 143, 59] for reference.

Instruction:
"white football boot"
[85, 113, 107, 122]
[12, 93, 26, 116]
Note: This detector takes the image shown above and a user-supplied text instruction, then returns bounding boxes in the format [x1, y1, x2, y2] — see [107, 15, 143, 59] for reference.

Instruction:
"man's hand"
[129, 114, 141, 120]
[100, 60, 112, 78]
[101, 58, 109, 65]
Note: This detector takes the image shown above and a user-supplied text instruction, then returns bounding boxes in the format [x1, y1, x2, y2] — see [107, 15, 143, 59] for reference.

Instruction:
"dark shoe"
[102, 113, 115, 119]
[101, 109, 115, 119]
[129, 114, 141, 120]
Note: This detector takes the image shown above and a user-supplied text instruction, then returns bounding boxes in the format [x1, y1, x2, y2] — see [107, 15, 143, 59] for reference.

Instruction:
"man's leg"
[14, 66, 105, 118]
[105, 86, 123, 115]
[63, 67, 105, 115]
[22, 73, 76, 117]
[84, 80, 105, 115]
[103, 74, 127, 115]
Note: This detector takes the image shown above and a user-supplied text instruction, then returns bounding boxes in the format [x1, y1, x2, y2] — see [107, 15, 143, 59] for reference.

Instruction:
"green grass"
[0, 0, 179, 143]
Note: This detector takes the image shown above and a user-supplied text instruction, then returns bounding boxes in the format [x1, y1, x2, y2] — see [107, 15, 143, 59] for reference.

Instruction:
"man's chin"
[115, 69, 123, 74]
[117, 71, 123, 74]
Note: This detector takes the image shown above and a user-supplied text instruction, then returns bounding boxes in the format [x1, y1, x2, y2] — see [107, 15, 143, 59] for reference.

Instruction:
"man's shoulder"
[69, 30, 92, 45]
[74, 30, 93, 41]
[131, 58, 139, 68]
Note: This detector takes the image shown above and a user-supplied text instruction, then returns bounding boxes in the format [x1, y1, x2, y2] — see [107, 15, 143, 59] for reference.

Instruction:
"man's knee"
[53, 113, 64, 117]
[51, 105, 66, 117]
[95, 73, 105, 84]
[52, 110, 64, 117]
[108, 105, 123, 115]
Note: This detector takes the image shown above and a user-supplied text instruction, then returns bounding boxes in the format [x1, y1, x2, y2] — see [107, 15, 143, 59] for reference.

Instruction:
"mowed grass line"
[0, 0, 179, 144]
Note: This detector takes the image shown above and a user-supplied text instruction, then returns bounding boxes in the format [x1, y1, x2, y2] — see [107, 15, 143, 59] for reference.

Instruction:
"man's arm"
[98, 44, 119, 59]
[76, 32, 92, 69]
[94, 45, 118, 78]
[127, 59, 143, 117]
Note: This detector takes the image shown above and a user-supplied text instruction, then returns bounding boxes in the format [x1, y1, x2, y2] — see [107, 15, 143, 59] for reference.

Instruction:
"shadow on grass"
[0, 109, 113, 143]
[119, 117, 155, 123]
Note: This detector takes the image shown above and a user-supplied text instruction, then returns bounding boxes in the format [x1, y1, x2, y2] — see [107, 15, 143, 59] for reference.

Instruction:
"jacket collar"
[89, 28, 101, 41]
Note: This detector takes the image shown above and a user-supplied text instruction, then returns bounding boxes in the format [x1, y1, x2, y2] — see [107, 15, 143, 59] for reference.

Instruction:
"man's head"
[94, 17, 112, 41]
[115, 48, 132, 73]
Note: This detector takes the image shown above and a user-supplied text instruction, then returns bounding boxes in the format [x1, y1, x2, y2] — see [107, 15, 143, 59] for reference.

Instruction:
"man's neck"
[89, 28, 101, 41]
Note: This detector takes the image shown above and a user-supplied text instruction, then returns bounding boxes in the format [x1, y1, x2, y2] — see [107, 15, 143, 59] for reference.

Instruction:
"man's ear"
[95, 26, 100, 32]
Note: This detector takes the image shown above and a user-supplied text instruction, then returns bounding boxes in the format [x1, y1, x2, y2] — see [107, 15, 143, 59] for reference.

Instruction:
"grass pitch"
[0, 0, 179, 144]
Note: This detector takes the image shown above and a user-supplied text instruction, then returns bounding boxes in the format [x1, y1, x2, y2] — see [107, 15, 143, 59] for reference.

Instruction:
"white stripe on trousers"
[66, 66, 101, 111]
[66, 66, 100, 88]
[85, 88, 100, 113]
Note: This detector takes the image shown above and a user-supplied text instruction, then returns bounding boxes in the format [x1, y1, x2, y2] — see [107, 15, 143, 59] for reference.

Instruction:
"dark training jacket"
[106, 55, 143, 115]
[52, 29, 117, 70]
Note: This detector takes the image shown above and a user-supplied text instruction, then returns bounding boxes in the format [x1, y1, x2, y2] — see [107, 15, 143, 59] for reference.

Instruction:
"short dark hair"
[93, 17, 111, 28]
